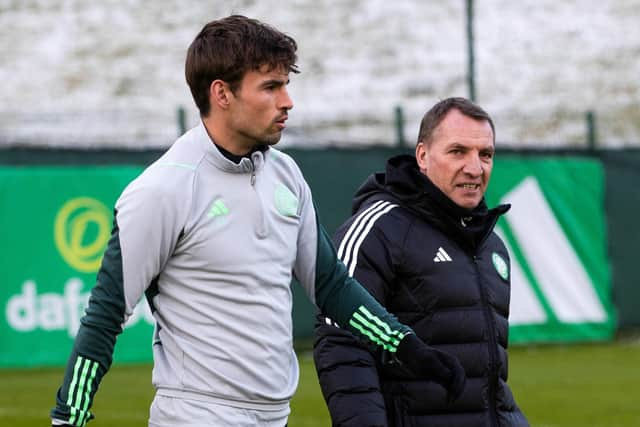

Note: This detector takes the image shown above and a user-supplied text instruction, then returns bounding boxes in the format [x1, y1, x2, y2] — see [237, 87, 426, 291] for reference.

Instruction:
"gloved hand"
[396, 333, 466, 401]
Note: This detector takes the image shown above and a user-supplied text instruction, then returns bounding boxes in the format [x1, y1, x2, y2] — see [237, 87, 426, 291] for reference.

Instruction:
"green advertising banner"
[486, 156, 615, 344]
[0, 166, 150, 368]
[0, 157, 615, 368]
[292, 151, 616, 345]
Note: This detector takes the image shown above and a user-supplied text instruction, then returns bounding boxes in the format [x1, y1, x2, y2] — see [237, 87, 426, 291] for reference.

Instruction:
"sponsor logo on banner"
[54, 197, 112, 273]
[5, 280, 153, 338]
[5, 196, 154, 338]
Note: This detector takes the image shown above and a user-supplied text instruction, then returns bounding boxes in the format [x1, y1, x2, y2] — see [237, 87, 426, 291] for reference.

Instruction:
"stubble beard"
[252, 127, 283, 146]
[234, 127, 282, 149]
[261, 131, 283, 146]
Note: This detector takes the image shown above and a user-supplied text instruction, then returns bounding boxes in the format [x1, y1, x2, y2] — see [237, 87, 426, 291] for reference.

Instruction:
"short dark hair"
[185, 15, 299, 116]
[417, 97, 495, 146]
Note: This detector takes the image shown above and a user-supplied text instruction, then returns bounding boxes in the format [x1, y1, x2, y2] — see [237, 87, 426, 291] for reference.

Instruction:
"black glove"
[396, 333, 466, 401]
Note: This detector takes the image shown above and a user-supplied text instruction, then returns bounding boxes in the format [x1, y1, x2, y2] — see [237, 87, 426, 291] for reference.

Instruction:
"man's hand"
[396, 333, 466, 400]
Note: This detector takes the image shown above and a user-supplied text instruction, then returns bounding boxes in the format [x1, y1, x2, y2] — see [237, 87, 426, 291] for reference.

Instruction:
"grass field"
[2, 340, 639, 426]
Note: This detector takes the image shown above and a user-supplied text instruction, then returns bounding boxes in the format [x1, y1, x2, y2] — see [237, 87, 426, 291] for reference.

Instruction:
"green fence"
[601, 150, 640, 329]
[2, 146, 637, 367]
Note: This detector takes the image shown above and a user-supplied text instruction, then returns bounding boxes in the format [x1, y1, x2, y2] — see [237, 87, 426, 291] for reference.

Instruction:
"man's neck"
[202, 115, 252, 157]
[202, 117, 268, 164]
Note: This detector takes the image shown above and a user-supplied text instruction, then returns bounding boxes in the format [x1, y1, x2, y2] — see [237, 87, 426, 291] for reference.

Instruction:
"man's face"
[227, 65, 293, 150]
[416, 109, 494, 209]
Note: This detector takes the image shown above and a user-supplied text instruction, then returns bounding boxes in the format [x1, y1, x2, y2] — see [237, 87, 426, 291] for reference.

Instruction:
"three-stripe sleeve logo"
[349, 306, 405, 352]
[337, 200, 398, 276]
[336, 201, 405, 351]
[66, 356, 99, 426]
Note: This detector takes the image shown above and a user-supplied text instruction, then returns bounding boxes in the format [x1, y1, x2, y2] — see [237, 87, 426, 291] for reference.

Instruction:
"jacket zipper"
[472, 254, 499, 427]
[250, 156, 268, 238]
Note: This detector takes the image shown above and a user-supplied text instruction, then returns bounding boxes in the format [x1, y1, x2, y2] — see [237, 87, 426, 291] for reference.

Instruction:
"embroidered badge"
[492, 252, 509, 281]
[274, 184, 298, 217]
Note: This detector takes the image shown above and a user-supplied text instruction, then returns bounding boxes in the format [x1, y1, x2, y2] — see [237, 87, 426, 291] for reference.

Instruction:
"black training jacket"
[314, 155, 529, 427]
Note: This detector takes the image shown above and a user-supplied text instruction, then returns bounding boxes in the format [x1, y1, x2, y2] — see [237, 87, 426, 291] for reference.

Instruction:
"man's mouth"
[458, 183, 480, 190]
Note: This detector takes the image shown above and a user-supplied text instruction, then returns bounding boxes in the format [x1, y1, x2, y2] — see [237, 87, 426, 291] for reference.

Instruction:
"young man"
[314, 97, 530, 426]
[50, 16, 464, 427]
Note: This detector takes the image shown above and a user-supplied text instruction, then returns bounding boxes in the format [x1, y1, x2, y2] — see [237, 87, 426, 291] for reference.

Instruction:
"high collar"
[353, 154, 510, 251]
[215, 139, 269, 165]
[195, 121, 269, 174]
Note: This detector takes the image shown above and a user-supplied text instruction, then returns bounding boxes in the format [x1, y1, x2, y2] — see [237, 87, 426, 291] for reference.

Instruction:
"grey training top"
[51, 122, 411, 426]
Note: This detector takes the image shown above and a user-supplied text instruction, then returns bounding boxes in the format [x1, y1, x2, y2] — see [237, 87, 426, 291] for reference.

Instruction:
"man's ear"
[416, 141, 428, 174]
[210, 80, 232, 110]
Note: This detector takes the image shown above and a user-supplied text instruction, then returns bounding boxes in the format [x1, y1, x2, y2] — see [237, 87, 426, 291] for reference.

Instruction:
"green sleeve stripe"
[358, 306, 404, 337]
[67, 356, 85, 424]
[348, 319, 390, 350]
[72, 359, 91, 425]
[69, 406, 77, 425]
[352, 312, 400, 346]
[349, 318, 399, 353]
[350, 306, 407, 352]
[78, 361, 99, 426]
[66, 356, 97, 426]
[66, 357, 83, 407]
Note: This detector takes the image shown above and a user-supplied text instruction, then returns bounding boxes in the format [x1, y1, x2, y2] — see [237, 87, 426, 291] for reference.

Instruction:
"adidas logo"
[208, 199, 229, 218]
[433, 247, 452, 262]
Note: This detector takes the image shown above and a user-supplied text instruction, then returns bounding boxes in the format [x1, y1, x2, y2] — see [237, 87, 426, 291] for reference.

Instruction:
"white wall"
[1, 0, 638, 148]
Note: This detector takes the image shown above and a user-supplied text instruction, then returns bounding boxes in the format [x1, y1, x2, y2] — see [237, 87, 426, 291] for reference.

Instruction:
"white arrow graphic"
[501, 177, 606, 323]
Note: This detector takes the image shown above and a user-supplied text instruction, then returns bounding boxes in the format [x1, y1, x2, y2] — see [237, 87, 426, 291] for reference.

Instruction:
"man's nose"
[279, 88, 293, 111]
[463, 154, 483, 176]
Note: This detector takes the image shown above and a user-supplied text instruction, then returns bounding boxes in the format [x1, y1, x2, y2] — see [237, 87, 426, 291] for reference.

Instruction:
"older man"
[314, 97, 529, 427]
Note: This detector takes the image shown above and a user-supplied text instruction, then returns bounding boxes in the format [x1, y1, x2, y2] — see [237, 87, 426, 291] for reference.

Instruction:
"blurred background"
[1, 1, 639, 426]
[1, 0, 639, 148]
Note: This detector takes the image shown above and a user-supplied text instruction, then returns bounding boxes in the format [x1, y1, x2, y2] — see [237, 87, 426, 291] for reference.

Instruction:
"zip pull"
[249, 152, 260, 186]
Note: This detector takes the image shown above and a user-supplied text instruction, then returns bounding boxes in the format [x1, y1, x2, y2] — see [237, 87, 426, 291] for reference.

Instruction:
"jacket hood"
[353, 154, 510, 251]
[352, 154, 430, 211]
